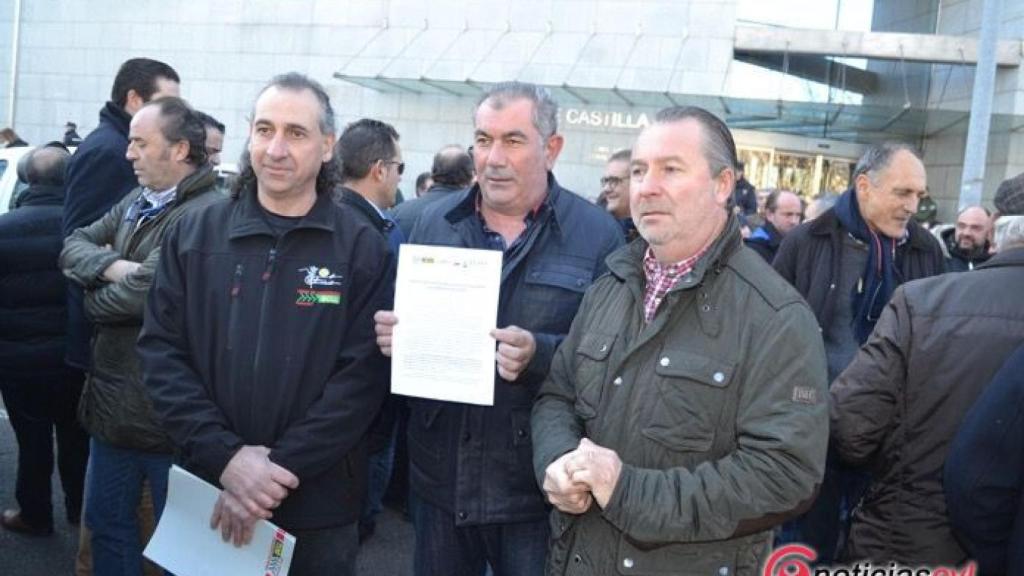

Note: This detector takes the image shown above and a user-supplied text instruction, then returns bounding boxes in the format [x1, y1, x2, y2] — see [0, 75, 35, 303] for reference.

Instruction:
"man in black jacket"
[334, 117, 404, 543]
[61, 57, 179, 373]
[940, 205, 991, 271]
[773, 141, 945, 562]
[392, 144, 474, 239]
[0, 146, 89, 536]
[138, 73, 391, 576]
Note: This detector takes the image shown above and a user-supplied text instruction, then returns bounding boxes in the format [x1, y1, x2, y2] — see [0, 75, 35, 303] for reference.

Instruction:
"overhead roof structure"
[332, 22, 1024, 145]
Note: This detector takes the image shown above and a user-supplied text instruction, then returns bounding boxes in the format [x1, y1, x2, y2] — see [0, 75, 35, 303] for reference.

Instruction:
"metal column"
[959, 0, 1003, 210]
[6, 0, 22, 127]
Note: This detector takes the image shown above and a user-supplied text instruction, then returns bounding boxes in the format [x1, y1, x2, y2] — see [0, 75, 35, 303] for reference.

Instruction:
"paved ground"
[0, 401, 416, 575]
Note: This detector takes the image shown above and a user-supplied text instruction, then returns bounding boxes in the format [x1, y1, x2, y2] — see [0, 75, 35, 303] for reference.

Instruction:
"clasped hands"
[210, 445, 299, 547]
[543, 438, 622, 515]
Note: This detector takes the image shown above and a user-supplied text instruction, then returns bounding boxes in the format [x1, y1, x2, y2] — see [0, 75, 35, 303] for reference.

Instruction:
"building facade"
[1, 0, 1022, 218]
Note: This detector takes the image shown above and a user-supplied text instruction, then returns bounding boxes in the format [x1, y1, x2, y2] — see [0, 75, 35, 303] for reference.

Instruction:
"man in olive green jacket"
[60, 96, 220, 574]
[532, 107, 828, 576]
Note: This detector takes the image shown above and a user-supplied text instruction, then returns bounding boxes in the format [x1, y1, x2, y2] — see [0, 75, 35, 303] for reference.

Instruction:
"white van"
[0, 146, 33, 216]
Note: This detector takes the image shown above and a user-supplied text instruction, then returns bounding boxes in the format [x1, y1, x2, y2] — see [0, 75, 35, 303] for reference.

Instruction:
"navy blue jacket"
[62, 102, 136, 370]
[744, 220, 783, 263]
[405, 174, 623, 525]
[946, 344, 1024, 576]
[139, 190, 393, 530]
[0, 184, 70, 382]
[391, 183, 466, 239]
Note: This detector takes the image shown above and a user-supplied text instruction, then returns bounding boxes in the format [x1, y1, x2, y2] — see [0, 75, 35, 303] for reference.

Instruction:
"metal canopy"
[330, 22, 1020, 146]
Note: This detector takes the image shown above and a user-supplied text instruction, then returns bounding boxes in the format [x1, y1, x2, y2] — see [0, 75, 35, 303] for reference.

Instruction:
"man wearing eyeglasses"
[772, 141, 945, 562]
[600, 149, 638, 242]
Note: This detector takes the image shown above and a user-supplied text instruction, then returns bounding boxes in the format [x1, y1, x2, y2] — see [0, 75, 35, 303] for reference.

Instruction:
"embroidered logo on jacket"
[295, 289, 341, 306]
[299, 265, 342, 288]
[295, 266, 343, 306]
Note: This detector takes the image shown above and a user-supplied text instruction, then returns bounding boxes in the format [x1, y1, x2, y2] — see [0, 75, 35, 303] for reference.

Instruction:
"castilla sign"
[563, 108, 651, 130]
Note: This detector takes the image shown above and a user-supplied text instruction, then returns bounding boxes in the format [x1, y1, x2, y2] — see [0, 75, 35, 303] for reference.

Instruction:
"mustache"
[482, 168, 514, 180]
[633, 201, 672, 215]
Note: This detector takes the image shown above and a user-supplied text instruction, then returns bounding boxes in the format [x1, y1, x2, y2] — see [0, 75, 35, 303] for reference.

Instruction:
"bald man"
[940, 206, 991, 271]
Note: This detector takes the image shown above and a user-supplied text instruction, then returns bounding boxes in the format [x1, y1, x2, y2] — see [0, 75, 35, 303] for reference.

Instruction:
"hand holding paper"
[145, 466, 296, 576]
[391, 245, 502, 406]
[374, 310, 398, 357]
[491, 325, 536, 382]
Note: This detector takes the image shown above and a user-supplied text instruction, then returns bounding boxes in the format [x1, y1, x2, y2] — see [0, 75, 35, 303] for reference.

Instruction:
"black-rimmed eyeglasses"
[600, 176, 626, 188]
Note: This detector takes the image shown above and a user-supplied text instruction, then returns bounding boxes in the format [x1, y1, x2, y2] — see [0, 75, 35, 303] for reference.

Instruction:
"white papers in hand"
[143, 465, 295, 576]
[392, 244, 502, 406]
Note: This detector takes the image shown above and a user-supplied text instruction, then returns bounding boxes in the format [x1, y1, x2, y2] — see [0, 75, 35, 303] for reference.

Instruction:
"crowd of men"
[0, 55, 1023, 576]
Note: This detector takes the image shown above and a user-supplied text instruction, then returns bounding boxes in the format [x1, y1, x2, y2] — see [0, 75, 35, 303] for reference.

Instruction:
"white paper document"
[392, 244, 502, 406]
[144, 465, 295, 576]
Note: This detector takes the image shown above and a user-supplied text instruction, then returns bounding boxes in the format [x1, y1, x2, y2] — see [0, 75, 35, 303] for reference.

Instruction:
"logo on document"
[263, 528, 287, 576]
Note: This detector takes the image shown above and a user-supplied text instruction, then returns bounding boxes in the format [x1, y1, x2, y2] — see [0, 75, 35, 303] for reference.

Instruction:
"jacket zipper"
[227, 263, 244, 350]
[251, 246, 280, 390]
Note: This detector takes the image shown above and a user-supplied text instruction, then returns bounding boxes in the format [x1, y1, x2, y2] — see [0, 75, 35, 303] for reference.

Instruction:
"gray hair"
[653, 106, 737, 178]
[608, 148, 631, 164]
[853, 141, 922, 185]
[476, 82, 558, 139]
[994, 215, 1024, 251]
[258, 72, 336, 136]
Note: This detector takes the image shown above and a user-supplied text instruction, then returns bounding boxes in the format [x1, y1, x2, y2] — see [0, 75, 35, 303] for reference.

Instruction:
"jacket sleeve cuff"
[600, 462, 637, 534]
[191, 435, 244, 485]
[525, 332, 561, 382]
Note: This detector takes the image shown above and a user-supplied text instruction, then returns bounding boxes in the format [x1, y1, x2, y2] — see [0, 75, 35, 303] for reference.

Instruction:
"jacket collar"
[976, 246, 1024, 270]
[809, 207, 934, 250]
[173, 164, 217, 203]
[608, 213, 743, 291]
[16, 184, 65, 207]
[99, 101, 132, 137]
[337, 186, 388, 232]
[443, 172, 565, 237]
[424, 183, 466, 196]
[229, 186, 336, 240]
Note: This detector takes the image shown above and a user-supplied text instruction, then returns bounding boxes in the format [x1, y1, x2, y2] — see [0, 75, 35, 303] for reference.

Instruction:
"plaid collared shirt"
[642, 246, 709, 323]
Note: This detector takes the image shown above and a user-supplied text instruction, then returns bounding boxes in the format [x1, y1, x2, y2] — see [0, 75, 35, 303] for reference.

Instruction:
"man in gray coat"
[60, 96, 219, 575]
[532, 106, 828, 576]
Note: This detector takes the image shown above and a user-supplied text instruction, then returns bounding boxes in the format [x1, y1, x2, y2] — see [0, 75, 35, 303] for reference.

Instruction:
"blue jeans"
[84, 438, 172, 576]
[777, 452, 870, 564]
[411, 494, 548, 576]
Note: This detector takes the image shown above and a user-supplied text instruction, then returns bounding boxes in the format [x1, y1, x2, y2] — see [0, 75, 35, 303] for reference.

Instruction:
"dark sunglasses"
[380, 159, 405, 175]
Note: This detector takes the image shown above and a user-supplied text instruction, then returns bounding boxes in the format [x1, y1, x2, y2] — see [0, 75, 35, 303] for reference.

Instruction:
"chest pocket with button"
[573, 332, 617, 419]
[642, 349, 735, 453]
[520, 259, 591, 333]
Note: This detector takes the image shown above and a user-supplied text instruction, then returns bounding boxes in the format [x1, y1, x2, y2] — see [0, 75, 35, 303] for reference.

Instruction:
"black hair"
[141, 96, 208, 166]
[336, 118, 400, 181]
[194, 110, 225, 134]
[110, 58, 180, 108]
[430, 145, 474, 188]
